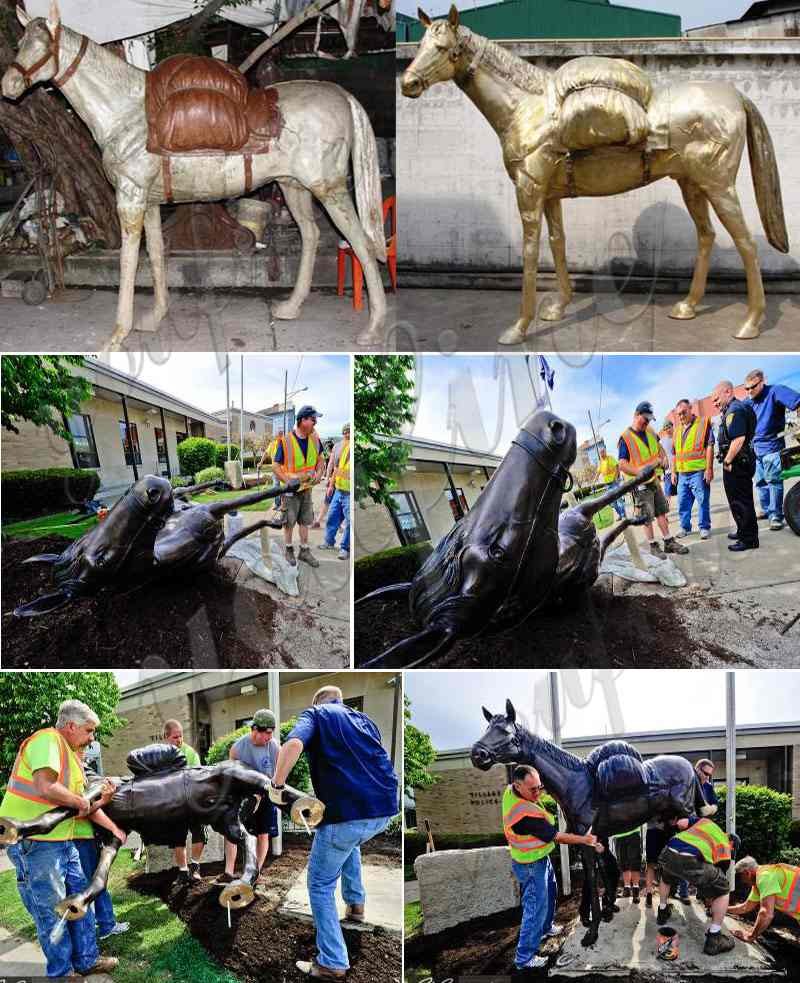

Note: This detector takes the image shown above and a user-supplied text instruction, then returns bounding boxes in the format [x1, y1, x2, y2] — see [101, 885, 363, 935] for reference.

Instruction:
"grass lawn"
[1, 512, 97, 541]
[188, 488, 282, 513]
[405, 900, 423, 938]
[0, 850, 239, 983]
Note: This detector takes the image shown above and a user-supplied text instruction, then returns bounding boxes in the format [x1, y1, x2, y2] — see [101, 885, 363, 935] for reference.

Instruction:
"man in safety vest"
[502, 765, 604, 971]
[729, 856, 800, 942]
[272, 405, 327, 567]
[162, 719, 207, 884]
[595, 447, 626, 519]
[322, 423, 351, 560]
[0, 700, 122, 978]
[672, 399, 715, 541]
[656, 816, 738, 955]
[618, 401, 689, 557]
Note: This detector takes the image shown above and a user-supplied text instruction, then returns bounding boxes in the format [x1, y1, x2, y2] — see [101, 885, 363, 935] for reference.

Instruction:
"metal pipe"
[159, 405, 171, 478]
[240, 355, 244, 466]
[120, 394, 138, 482]
[726, 671, 736, 888]
[268, 671, 283, 857]
[548, 671, 572, 896]
[226, 356, 231, 459]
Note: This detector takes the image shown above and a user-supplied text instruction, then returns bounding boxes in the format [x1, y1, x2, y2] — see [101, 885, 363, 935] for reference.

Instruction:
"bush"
[215, 443, 241, 469]
[385, 814, 402, 842]
[790, 818, 800, 848]
[176, 437, 217, 477]
[170, 475, 193, 488]
[195, 466, 225, 484]
[1, 468, 101, 520]
[777, 847, 800, 866]
[716, 785, 793, 862]
[355, 542, 434, 598]
[205, 720, 310, 792]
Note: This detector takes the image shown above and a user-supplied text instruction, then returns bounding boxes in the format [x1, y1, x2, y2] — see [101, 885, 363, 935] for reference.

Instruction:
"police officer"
[711, 380, 758, 552]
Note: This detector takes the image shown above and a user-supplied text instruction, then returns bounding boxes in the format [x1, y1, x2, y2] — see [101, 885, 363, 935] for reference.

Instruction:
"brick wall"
[103, 696, 194, 775]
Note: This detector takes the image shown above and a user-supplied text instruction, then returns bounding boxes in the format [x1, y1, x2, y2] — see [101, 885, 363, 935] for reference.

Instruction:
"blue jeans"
[75, 837, 117, 936]
[7, 839, 99, 977]
[677, 878, 689, 899]
[324, 490, 350, 553]
[603, 480, 626, 519]
[511, 856, 557, 968]
[677, 471, 711, 532]
[307, 816, 391, 970]
[755, 451, 784, 521]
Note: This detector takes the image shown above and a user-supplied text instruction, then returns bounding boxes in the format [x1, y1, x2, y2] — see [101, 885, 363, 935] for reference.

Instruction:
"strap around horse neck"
[54, 33, 89, 88]
[11, 23, 88, 89]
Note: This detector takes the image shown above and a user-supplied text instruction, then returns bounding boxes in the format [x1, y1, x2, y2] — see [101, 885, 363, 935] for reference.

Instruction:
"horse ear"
[448, 4, 460, 28]
[482, 706, 493, 723]
[16, 5, 31, 27]
[47, 0, 61, 29]
[505, 699, 516, 723]
[418, 7, 432, 27]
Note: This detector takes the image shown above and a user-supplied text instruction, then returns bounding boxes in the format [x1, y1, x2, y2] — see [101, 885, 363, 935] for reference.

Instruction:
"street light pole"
[726, 672, 737, 888]
[548, 671, 572, 896]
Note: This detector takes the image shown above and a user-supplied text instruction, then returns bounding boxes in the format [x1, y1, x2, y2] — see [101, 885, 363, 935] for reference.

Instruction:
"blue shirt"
[667, 814, 703, 860]
[748, 383, 800, 456]
[232, 733, 279, 778]
[288, 701, 398, 825]
[701, 780, 718, 807]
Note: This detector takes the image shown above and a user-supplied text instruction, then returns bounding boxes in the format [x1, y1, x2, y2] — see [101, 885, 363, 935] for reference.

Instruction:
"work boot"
[663, 537, 689, 555]
[76, 957, 119, 975]
[632, 886, 641, 904]
[649, 541, 665, 557]
[189, 860, 202, 882]
[215, 871, 236, 885]
[285, 545, 297, 566]
[728, 541, 759, 552]
[703, 931, 736, 956]
[344, 902, 365, 922]
[296, 958, 346, 978]
[622, 886, 631, 898]
[299, 546, 319, 568]
[656, 903, 674, 925]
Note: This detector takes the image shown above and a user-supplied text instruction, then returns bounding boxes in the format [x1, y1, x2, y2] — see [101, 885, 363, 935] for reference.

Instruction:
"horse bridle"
[406, 27, 487, 92]
[513, 426, 574, 493]
[11, 22, 89, 89]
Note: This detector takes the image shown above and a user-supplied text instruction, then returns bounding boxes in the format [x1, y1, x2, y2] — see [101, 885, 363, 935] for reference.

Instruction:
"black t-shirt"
[721, 399, 755, 443]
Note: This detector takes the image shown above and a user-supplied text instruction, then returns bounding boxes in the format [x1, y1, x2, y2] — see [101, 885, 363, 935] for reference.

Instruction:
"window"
[445, 486, 469, 520]
[119, 421, 142, 466]
[154, 427, 168, 466]
[176, 431, 188, 445]
[344, 696, 364, 712]
[389, 491, 430, 546]
[249, 420, 256, 432]
[66, 414, 99, 468]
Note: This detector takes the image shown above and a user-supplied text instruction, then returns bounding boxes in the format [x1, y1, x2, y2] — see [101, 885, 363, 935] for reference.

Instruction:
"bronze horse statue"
[402, 6, 788, 344]
[471, 700, 717, 946]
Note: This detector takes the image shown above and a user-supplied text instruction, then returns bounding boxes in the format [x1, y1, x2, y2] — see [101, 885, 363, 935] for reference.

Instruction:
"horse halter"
[513, 426, 574, 492]
[11, 22, 89, 89]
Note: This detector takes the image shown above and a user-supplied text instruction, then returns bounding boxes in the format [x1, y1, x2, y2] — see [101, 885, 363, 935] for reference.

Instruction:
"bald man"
[712, 380, 758, 551]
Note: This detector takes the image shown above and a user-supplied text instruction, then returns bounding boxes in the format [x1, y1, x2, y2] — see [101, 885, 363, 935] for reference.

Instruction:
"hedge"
[715, 785, 793, 862]
[206, 721, 310, 793]
[777, 846, 800, 866]
[195, 466, 225, 484]
[215, 443, 241, 469]
[176, 437, 217, 477]
[170, 475, 194, 488]
[355, 542, 434, 598]
[1, 468, 101, 520]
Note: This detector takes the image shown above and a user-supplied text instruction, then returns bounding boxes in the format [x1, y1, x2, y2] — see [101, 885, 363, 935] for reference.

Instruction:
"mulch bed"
[355, 587, 744, 668]
[129, 834, 401, 983]
[1, 534, 282, 668]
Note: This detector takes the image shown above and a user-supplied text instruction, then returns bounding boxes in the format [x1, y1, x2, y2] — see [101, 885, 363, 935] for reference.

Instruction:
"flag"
[538, 355, 555, 390]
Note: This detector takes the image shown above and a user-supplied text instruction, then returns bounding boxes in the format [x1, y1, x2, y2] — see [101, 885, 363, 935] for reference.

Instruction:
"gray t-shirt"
[232, 733, 279, 777]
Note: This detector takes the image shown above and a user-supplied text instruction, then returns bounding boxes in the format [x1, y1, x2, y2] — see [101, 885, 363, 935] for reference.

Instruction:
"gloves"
[268, 782, 289, 806]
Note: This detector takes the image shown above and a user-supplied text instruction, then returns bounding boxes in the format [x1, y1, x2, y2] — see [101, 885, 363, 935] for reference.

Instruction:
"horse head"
[471, 699, 525, 770]
[2, 2, 65, 100]
[401, 5, 464, 99]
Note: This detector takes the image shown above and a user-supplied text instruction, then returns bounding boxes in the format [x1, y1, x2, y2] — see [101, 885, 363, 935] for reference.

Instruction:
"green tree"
[205, 719, 310, 792]
[0, 672, 124, 787]
[1, 356, 92, 440]
[354, 355, 416, 508]
[404, 696, 437, 791]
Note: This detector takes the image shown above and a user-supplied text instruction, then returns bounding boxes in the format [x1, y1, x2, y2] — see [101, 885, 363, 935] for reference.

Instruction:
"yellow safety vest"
[502, 786, 556, 864]
[672, 818, 731, 864]
[597, 456, 618, 483]
[0, 729, 94, 841]
[267, 437, 280, 461]
[335, 441, 350, 493]
[675, 417, 711, 474]
[280, 431, 318, 477]
[621, 428, 661, 481]
[755, 865, 800, 921]
[615, 826, 641, 839]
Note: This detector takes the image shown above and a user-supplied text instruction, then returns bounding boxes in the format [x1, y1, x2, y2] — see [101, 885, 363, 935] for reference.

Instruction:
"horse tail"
[346, 93, 387, 263]
[743, 96, 789, 254]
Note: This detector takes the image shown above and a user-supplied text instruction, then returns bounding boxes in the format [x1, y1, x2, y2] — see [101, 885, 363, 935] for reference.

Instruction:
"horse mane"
[518, 726, 586, 772]
[458, 27, 549, 94]
[60, 22, 144, 87]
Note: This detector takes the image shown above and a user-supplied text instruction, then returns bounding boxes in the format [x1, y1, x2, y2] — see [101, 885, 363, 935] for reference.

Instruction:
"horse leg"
[106, 191, 146, 352]
[703, 186, 766, 340]
[143, 203, 169, 328]
[317, 182, 386, 347]
[56, 836, 122, 921]
[600, 842, 620, 920]
[669, 180, 715, 321]
[581, 844, 601, 947]
[540, 197, 572, 321]
[273, 180, 320, 322]
[499, 180, 545, 346]
[215, 804, 258, 910]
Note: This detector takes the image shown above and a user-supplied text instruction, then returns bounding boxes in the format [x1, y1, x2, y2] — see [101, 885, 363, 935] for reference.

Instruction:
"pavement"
[602, 470, 800, 665]
[392, 288, 800, 352]
[552, 897, 777, 978]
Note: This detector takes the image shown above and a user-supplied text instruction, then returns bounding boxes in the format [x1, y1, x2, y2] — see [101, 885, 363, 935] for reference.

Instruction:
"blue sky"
[407, 354, 800, 459]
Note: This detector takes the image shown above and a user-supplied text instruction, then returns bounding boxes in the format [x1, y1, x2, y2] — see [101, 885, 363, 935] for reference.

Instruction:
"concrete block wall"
[415, 765, 508, 835]
[397, 39, 800, 281]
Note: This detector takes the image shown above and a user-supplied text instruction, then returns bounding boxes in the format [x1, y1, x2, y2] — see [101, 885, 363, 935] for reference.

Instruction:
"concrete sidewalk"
[279, 863, 403, 934]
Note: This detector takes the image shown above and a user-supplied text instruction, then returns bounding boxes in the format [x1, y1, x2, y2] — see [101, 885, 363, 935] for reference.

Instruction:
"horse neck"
[518, 728, 585, 802]
[55, 27, 145, 147]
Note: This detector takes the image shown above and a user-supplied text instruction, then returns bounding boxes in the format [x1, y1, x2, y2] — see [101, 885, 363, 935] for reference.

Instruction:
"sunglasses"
[701, 770, 714, 778]
[744, 383, 760, 391]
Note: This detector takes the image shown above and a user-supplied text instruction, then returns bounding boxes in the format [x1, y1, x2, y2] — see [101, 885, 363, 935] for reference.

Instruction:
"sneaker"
[645, 892, 653, 908]
[728, 541, 759, 552]
[703, 931, 736, 956]
[656, 903, 674, 926]
[285, 546, 297, 567]
[338, 549, 349, 560]
[319, 543, 336, 551]
[649, 541, 665, 557]
[675, 528, 692, 539]
[189, 861, 202, 882]
[99, 921, 129, 940]
[299, 546, 319, 568]
[663, 537, 689, 555]
[344, 903, 365, 923]
[700, 529, 710, 540]
[542, 925, 565, 938]
[517, 956, 548, 969]
[770, 518, 784, 531]
[296, 959, 346, 979]
[632, 887, 640, 904]
[76, 957, 119, 975]
[623, 886, 631, 898]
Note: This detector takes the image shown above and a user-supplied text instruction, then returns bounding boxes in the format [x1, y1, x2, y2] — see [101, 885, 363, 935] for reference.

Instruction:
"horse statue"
[471, 700, 717, 947]
[2, 1, 387, 349]
[402, 6, 789, 345]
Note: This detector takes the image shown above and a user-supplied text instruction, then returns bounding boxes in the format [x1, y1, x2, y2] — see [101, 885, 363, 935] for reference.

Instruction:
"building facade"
[208, 403, 297, 444]
[686, 1, 800, 37]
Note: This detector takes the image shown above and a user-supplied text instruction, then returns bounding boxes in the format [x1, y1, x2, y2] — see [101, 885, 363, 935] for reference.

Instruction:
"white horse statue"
[2, 1, 387, 349]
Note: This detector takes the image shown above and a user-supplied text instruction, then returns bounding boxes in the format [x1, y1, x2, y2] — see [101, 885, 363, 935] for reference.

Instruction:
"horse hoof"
[272, 301, 300, 320]
[539, 298, 567, 322]
[219, 881, 254, 910]
[0, 821, 19, 845]
[733, 320, 762, 341]
[580, 916, 591, 928]
[55, 897, 87, 921]
[581, 932, 598, 948]
[356, 328, 383, 347]
[669, 301, 696, 320]
[498, 324, 527, 346]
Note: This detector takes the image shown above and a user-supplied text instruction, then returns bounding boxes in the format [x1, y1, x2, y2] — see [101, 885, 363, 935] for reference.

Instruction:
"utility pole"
[268, 672, 282, 857]
[548, 672, 571, 896]
[225, 355, 231, 459]
[726, 672, 736, 888]
[240, 355, 244, 464]
[284, 370, 289, 434]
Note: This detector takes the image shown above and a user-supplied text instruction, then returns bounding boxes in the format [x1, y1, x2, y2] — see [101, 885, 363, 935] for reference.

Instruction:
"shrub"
[215, 443, 241, 468]
[205, 720, 310, 792]
[716, 785, 793, 862]
[170, 475, 193, 488]
[1, 468, 100, 520]
[384, 814, 402, 842]
[195, 466, 225, 484]
[777, 847, 800, 866]
[176, 437, 217, 477]
[355, 542, 434, 598]
[790, 818, 800, 848]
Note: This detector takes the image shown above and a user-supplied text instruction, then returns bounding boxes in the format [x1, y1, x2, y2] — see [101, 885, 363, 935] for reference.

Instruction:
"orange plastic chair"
[337, 195, 397, 311]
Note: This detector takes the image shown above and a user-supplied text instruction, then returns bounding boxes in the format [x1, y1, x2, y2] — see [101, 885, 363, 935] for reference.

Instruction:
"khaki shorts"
[658, 846, 730, 898]
[632, 480, 669, 521]
[281, 488, 314, 527]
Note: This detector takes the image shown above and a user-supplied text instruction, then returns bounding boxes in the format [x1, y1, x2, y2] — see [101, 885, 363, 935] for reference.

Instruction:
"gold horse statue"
[402, 6, 789, 344]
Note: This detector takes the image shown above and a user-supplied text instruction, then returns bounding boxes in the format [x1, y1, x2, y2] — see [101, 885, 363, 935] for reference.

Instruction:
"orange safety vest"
[675, 417, 711, 474]
[6, 728, 74, 804]
[279, 431, 319, 477]
[621, 427, 661, 480]
[334, 440, 350, 493]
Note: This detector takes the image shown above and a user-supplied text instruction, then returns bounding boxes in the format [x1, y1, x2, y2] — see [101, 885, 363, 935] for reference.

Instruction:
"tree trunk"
[0, 2, 120, 248]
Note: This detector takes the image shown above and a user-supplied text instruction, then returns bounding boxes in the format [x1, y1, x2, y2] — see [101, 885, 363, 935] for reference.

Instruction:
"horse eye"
[489, 543, 505, 561]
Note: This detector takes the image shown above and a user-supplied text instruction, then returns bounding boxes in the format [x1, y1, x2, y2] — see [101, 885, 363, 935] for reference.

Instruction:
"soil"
[355, 586, 748, 668]
[1, 535, 283, 668]
[130, 834, 401, 983]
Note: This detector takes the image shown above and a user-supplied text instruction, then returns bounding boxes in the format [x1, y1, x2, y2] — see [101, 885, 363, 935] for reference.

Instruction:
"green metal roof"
[398, 0, 681, 42]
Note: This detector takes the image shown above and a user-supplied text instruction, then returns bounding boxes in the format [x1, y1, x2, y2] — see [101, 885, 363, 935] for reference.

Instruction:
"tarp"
[600, 541, 688, 588]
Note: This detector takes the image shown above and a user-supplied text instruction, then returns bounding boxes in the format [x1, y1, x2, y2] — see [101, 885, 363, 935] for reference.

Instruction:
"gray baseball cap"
[251, 709, 276, 730]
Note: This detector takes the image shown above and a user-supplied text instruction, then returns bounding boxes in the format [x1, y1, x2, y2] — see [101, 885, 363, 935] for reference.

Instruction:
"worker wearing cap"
[595, 447, 626, 520]
[272, 406, 327, 568]
[321, 423, 351, 560]
[217, 709, 280, 886]
[729, 856, 800, 942]
[672, 399, 715, 541]
[618, 402, 689, 557]
[712, 380, 759, 552]
[162, 719, 206, 884]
